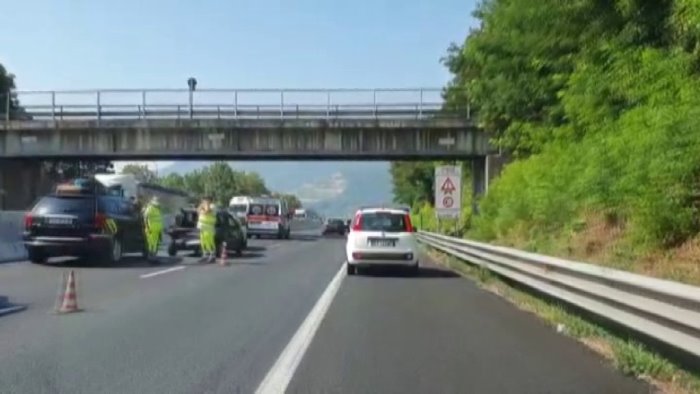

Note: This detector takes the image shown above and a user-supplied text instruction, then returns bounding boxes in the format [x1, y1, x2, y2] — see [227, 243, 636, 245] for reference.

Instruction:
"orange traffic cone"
[219, 242, 228, 266]
[57, 270, 81, 314]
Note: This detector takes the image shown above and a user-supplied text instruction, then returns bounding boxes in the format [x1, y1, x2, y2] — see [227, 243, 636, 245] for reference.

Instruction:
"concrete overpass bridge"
[0, 88, 504, 209]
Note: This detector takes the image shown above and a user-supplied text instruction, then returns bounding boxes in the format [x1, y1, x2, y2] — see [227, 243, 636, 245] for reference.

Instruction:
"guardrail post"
[142, 91, 147, 119]
[96, 91, 101, 123]
[296, 104, 299, 119]
[280, 90, 284, 119]
[326, 91, 330, 119]
[467, 100, 471, 119]
[234, 91, 238, 119]
[189, 90, 194, 119]
[373, 90, 377, 119]
[419, 88, 423, 119]
[177, 105, 181, 120]
[217, 105, 221, 120]
[51, 91, 56, 121]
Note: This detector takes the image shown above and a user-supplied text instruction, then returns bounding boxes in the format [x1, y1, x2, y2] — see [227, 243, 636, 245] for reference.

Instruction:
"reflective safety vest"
[198, 210, 216, 232]
[144, 203, 163, 228]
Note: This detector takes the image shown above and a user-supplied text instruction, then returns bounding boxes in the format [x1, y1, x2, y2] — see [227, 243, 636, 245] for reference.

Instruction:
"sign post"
[435, 165, 461, 219]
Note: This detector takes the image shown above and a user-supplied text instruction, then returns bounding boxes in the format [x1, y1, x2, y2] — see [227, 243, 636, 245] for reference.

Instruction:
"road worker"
[197, 197, 217, 263]
[143, 196, 163, 262]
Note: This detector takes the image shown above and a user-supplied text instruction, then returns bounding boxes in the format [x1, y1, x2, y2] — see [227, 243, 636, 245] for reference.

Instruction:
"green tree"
[159, 173, 186, 190]
[239, 172, 270, 195]
[273, 193, 302, 211]
[390, 162, 435, 206]
[202, 162, 240, 205]
[120, 164, 158, 184]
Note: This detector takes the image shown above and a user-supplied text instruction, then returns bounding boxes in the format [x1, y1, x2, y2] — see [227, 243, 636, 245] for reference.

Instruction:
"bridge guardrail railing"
[1, 88, 471, 122]
[417, 230, 700, 364]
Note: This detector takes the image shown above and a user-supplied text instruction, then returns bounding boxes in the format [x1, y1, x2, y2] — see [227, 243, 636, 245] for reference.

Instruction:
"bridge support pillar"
[471, 153, 510, 215]
[0, 160, 52, 210]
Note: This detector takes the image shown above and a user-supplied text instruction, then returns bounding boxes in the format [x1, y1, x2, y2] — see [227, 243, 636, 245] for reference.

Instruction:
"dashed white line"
[139, 266, 186, 279]
[255, 262, 347, 394]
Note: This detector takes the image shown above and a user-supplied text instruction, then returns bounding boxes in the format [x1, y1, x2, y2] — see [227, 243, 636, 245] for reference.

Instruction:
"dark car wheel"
[346, 263, 357, 275]
[27, 248, 47, 264]
[167, 243, 177, 257]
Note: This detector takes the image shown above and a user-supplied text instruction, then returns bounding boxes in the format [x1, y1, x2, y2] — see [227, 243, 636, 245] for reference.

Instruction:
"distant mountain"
[121, 160, 394, 218]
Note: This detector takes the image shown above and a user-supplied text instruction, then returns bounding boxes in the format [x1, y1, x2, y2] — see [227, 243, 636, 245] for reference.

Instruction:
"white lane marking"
[255, 262, 347, 394]
[139, 266, 186, 279]
[267, 243, 282, 249]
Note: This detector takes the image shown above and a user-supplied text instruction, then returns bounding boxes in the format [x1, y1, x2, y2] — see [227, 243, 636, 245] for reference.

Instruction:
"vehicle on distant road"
[345, 207, 418, 275]
[167, 207, 247, 257]
[23, 178, 149, 264]
[246, 197, 292, 239]
[229, 196, 252, 225]
[323, 218, 348, 236]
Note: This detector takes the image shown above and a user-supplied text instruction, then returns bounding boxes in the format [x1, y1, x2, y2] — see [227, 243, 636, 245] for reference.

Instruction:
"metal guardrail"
[417, 231, 700, 363]
[1, 88, 470, 122]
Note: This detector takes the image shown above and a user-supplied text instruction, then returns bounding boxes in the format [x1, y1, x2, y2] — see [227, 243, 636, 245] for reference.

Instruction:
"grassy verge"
[425, 247, 700, 394]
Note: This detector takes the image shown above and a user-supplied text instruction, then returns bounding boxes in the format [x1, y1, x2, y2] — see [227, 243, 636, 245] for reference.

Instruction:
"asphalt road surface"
[0, 234, 649, 393]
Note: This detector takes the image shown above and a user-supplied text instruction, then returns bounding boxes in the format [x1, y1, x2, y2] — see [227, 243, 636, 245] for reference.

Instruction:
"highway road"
[0, 234, 649, 393]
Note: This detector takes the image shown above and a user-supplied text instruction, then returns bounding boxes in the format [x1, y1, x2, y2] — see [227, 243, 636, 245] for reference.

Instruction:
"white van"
[246, 197, 292, 239]
[229, 196, 252, 223]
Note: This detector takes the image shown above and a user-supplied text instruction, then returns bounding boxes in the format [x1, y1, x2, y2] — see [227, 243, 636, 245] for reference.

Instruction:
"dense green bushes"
[392, 0, 700, 262]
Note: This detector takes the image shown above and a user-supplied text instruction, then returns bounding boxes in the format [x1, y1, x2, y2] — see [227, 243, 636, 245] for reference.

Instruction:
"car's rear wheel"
[346, 263, 357, 276]
[411, 261, 420, 276]
[27, 248, 47, 264]
[167, 243, 177, 257]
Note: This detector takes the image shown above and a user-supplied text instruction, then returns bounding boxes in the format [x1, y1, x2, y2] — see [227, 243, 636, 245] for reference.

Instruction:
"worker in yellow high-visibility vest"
[197, 198, 217, 263]
[143, 196, 163, 262]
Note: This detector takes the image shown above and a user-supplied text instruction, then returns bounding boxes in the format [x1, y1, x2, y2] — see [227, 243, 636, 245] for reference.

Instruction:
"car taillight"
[404, 214, 414, 232]
[351, 213, 363, 231]
[24, 213, 33, 229]
[95, 213, 107, 229]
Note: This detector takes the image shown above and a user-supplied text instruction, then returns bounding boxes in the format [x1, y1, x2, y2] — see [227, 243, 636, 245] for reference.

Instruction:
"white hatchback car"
[345, 207, 419, 275]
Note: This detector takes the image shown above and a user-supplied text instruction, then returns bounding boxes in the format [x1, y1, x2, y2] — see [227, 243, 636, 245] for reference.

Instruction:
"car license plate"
[48, 217, 73, 225]
[370, 239, 396, 247]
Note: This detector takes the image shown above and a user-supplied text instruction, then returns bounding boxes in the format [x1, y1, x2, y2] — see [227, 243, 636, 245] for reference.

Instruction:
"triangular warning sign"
[441, 177, 456, 194]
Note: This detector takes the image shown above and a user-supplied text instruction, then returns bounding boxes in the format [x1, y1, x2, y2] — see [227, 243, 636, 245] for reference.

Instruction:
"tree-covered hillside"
[392, 0, 700, 283]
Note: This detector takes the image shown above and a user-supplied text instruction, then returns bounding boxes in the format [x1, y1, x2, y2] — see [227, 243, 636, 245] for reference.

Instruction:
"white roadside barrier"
[0, 211, 27, 262]
[417, 231, 700, 366]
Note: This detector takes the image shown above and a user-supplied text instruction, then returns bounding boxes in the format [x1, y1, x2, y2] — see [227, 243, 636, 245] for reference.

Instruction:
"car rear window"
[265, 204, 279, 216]
[32, 196, 95, 220]
[358, 212, 409, 232]
[249, 204, 264, 215]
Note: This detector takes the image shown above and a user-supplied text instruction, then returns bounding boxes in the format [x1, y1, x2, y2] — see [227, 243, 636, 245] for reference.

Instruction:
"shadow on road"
[36, 255, 183, 269]
[244, 245, 267, 252]
[0, 295, 28, 317]
[358, 265, 460, 279]
[290, 234, 321, 241]
[237, 251, 265, 259]
[229, 260, 266, 266]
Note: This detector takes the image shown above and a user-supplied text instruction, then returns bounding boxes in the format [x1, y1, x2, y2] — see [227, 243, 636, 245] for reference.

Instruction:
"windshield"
[230, 204, 247, 214]
[358, 212, 409, 232]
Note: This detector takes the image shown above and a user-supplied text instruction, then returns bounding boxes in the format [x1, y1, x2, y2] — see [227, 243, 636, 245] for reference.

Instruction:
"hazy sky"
[1, 0, 477, 90]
